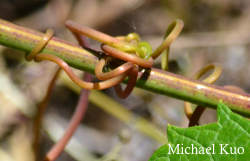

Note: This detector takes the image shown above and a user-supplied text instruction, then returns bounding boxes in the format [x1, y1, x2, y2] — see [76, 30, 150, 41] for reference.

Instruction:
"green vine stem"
[1, 19, 250, 117]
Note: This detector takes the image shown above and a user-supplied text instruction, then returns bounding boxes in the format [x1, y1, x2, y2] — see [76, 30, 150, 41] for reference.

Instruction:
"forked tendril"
[65, 21, 157, 99]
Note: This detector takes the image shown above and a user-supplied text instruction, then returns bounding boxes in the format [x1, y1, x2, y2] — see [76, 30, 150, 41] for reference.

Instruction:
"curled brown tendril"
[26, 29, 54, 61]
[94, 55, 138, 98]
[65, 20, 146, 58]
[65, 21, 156, 99]
[95, 56, 134, 80]
[34, 53, 131, 90]
[114, 65, 139, 99]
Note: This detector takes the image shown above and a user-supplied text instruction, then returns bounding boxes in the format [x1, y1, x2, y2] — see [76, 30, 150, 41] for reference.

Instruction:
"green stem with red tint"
[0, 19, 250, 117]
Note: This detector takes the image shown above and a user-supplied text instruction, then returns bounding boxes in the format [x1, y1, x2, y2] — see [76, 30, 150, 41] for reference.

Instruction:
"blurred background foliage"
[0, 0, 250, 160]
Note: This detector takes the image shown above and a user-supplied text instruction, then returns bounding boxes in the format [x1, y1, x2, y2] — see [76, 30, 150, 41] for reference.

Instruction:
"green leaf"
[149, 102, 250, 161]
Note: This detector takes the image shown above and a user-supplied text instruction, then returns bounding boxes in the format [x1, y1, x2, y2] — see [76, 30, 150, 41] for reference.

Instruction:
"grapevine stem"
[0, 19, 250, 116]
